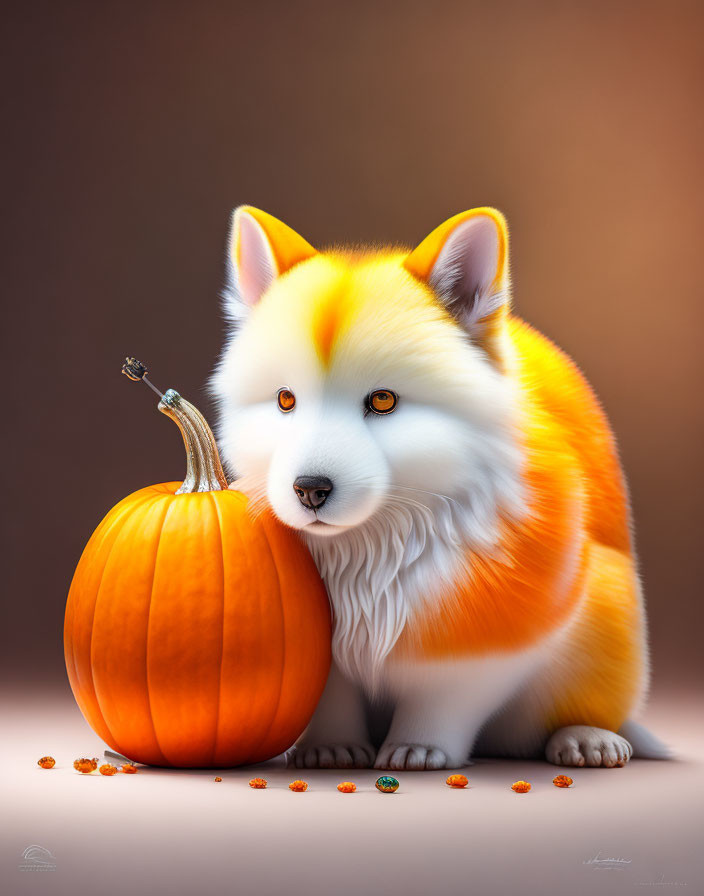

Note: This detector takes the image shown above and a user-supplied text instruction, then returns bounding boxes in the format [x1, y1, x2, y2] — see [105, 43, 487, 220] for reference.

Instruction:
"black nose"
[293, 475, 333, 510]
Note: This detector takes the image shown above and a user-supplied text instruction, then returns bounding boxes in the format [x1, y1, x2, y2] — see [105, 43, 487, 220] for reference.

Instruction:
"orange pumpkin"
[64, 366, 331, 767]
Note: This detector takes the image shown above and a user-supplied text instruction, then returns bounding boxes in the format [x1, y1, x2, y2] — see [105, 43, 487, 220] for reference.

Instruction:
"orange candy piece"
[120, 763, 138, 774]
[214, 776, 222, 782]
[337, 781, 356, 793]
[289, 780, 308, 792]
[99, 764, 118, 776]
[553, 775, 573, 788]
[511, 780, 532, 793]
[446, 774, 469, 788]
[37, 756, 55, 769]
[73, 757, 98, 774]
[249, 777, 267, 789]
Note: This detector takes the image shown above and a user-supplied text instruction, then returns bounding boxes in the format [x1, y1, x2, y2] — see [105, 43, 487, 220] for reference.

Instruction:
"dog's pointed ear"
[224, 206, 317, 319]
[404, 208, 510, 359]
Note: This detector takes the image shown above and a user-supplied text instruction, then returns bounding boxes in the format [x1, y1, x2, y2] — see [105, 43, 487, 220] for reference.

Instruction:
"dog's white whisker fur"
[388, 484, 466, 511]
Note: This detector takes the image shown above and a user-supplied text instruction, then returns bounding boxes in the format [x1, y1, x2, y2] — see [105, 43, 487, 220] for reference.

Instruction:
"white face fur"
[211, 254, 523, 549]
[214, 323, 518, 540]
[209, 210, 525, 687]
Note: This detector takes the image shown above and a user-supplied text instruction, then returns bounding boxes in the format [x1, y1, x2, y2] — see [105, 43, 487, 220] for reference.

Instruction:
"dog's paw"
[287, 742, 375, 769]
[374, 742, 453, 770]
[545, 725, 633, 768]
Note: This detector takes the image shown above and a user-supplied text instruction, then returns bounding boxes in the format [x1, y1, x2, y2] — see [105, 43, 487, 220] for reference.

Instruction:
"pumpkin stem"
[158, 390, 228, 494]
[122, 357, 228, 494]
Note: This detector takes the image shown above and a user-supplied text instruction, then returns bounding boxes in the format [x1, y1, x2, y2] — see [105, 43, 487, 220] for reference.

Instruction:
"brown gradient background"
[2, 5, 703, 896]
[1, 0, 702, 696]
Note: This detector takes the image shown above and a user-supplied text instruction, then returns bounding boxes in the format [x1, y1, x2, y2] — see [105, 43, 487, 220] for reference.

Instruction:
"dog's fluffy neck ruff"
[303, 461, 524, 697]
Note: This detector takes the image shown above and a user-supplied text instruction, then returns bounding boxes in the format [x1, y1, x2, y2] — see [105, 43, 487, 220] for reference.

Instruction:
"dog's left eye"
[366, 389, 398, 415]
[277, 388, 296, 412]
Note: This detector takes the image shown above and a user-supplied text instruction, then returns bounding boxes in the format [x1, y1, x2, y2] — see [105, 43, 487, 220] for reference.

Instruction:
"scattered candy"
[446, 774, 468, 788]
[337, 781, 356, 793]
[375, 775, 399, 793]
[511, 780, 531, 793]
[289, 780, 308, 792]
[553, 774, 573, 788]
[48, 754, 575, 797]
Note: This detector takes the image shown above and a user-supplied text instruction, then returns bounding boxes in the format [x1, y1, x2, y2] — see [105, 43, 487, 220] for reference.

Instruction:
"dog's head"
[211, 207, 524, 544]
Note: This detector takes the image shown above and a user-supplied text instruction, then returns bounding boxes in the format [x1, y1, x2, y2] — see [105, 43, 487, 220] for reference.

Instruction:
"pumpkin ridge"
[126, 495, 173, 765]
[69, 492, 157, 747]
[143, 495, 179, 766]
[248, 517, 287, 762]
[66, 494, 147, 689]
[207, 491, 227, 765]
[87, 503, 145, 755]
[65, 509, 113, 707]
[214, 492, 278, 764]
[90, 495, 174, 763]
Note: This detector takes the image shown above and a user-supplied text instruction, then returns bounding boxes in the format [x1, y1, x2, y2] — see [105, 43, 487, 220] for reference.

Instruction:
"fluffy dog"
[211, 205, 668, 770]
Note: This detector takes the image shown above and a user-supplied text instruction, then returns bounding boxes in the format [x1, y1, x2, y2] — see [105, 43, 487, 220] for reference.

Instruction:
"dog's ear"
[404, 208, 510, 361]
[224, 206, 317, 319]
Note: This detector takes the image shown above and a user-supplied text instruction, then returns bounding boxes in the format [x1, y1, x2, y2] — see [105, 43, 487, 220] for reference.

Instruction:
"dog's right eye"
[366, 389, 398, 415]
[277, 388, 296, 412]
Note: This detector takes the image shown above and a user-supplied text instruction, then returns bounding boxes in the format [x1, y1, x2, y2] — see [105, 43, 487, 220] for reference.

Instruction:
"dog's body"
[211, 206, 668, 769]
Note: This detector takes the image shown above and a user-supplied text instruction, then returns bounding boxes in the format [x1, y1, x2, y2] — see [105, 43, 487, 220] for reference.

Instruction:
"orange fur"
[236, 206, 317, 274]
[544, 542, 646, 730]
[311, 281, 352, 367]
[404, 208, 510, 366]
[393, 317, 644, 724]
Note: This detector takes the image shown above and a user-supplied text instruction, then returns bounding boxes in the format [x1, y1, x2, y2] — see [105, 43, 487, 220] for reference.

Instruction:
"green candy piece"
[375, 775, 400, 793]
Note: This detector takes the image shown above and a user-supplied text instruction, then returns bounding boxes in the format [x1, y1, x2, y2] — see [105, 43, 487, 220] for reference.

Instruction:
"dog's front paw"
[288, 742, 375, 769]
[545, 725, 633, 768]
[374, 742, 455, 770]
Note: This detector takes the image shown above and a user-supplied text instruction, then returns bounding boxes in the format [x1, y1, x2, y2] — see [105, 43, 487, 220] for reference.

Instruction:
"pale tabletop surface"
[2, 682, 702, 896]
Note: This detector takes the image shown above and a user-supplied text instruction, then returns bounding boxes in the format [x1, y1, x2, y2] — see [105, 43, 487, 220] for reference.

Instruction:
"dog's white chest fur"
[303, 489, 504, 694]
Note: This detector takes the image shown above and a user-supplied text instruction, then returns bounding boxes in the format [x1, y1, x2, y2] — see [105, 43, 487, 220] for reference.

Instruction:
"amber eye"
[277, 388, 296, 412]
[368, 389, 398, 415]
